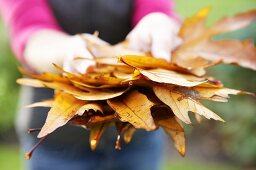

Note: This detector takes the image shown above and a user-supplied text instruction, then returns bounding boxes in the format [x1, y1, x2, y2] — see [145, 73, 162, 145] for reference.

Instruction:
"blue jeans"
[20, 125, 164, 170]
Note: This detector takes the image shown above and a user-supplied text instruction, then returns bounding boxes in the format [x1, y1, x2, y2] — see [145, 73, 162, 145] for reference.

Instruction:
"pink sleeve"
[0, 0, 62, 65]
[132, 0, 180, 26]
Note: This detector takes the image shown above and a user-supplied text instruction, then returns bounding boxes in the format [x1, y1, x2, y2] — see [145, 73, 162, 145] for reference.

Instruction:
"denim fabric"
[20, 125, 164, 170]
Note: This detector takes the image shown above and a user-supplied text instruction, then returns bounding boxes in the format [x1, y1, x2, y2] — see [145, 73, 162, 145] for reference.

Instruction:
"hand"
[24, 30, 96, 74]
[126, 12, 182, 62]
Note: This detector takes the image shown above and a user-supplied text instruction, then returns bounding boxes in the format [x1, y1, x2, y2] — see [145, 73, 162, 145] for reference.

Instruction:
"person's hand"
[24, 30, 97, 74]
[126, 12, 182, 62]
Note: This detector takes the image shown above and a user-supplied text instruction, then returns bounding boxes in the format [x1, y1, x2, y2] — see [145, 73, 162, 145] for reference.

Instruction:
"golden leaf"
[157, 116, 185, 156]
[123, 125, 136, 144]
[17, 78, 128, 101]
[90, 123, 110, 150]
[38, 92, 86, 138]
[120, 55, 181, 71]
[107, 90, 156, 131]
[139, 68, 206, 87]
[76, 103, 104, 115]
[153, 85, 224, 124]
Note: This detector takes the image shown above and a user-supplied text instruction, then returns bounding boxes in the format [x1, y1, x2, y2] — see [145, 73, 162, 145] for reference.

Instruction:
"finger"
[151, 33, 172, 62]
[127, 30, 151, 52]
[73, 59, 96, 74]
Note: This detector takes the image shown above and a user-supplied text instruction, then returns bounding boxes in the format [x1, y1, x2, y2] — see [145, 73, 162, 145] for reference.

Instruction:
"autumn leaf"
[18, 67, 69, 83]
[194, 87, 254, 100]
[173, 8, 256, 75]
[157, 116, 185, 156]
[120, 55, 182, 71]
[123, 125, 136, 144]
[17, 78, 128, 101]
[107, 90, 156, 131]
[153, 85, 224, 124]
[38, 92, 86, 138]
[89, 123, 110, 150]
[139, 68, 206, 87]
[25, 99, 54, 108]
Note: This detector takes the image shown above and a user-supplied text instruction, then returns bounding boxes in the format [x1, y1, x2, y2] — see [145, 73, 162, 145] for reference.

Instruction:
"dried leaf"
[90, 123, 110, 150]
[153, 85, 224, 124]
[162, 126, 186, 156]
[173, 9, 256, 75]
[17, 78, 128, 101]
[123, 125, 136, 144]
[107, 90, 156, 131]
[120, 55, 182, 71]
[76, 103, 104, 116]
[18, 67, 69, 83]
[38, 92, 86, 138]
[139, 68, 206, 87]
[156, 116, 184, 132]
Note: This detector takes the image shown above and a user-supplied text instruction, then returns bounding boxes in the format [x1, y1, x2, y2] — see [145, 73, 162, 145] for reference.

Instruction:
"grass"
[0, 145, 21, 170]
[0, 144, 239, 170]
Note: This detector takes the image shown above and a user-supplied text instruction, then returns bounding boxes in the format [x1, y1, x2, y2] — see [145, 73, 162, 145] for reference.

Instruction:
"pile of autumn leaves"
[17, 8, 256, 159]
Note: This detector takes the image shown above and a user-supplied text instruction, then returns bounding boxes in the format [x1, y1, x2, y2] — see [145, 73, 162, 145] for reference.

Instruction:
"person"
[0, 0, 181, 170]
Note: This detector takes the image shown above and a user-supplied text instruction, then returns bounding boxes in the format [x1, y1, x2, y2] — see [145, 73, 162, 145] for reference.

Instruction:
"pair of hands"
[25, 13, 182, 73]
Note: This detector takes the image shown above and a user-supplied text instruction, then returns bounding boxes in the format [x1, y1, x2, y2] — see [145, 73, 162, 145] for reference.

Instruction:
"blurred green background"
[0, 0, 255, 170]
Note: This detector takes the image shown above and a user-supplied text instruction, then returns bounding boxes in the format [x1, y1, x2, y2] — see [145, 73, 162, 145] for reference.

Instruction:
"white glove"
[126, 12, 182, 62]
[24, 29, 96, 74]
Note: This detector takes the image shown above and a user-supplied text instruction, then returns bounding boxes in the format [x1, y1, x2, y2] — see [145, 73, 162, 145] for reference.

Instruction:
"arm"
[128, 0, 182, 61]
[0, 0, 94, 73]
[132, 0, 180, 26]
[0, 0, 62, 65]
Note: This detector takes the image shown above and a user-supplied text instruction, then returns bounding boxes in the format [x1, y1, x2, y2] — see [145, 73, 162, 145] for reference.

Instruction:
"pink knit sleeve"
[132, 0, 180, 26]
[0, 0, 62, 65]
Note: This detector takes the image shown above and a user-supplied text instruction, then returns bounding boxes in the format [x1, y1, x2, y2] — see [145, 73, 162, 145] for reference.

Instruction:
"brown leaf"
[156, 116, 184, 132]
[163, 126, 186, 157]
[153, 85, 224, 124]
[173, 9, 256, 75]
[107, 90, 156, 131]
[210, 10, 256, 35]
[38, 92, 86, 138]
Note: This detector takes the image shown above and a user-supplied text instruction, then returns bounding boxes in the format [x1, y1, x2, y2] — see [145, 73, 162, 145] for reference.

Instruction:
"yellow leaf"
[76, 103, 104, 115]
[123, 125, 136, 144]
[89, 123, 110, 150]
[139, 68, 206, 87]
[17, 78, 128, 101]
[157, 116, 185, 156]
[107, 90, 156, 131]
[18, 67, 69, 83]
[120, 55, 182, 71]
[38, 92, 86, 138]
[153, 85, 224, 124]
[163, 126, 186, 157]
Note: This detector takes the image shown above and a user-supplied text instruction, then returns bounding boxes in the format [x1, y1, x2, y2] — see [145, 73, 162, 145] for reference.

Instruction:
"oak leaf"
[38, 92, 86, 138]
[153, 85, 224, 124]
[107, 90, 156, 131]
